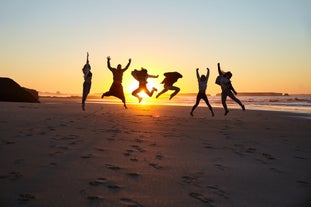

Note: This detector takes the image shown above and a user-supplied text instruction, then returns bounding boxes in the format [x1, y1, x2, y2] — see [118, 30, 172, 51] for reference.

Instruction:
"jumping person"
[82, 52, 92, 111]
[101, 56, 131, 109]
[190, 68, 214, 116]
[156, 71, 182, 100]
[216, 62, 245, 115]
[131, 68, 158, 103]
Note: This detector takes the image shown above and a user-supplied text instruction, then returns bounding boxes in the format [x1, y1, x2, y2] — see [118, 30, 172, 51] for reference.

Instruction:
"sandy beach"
[0, 98, 310, 207]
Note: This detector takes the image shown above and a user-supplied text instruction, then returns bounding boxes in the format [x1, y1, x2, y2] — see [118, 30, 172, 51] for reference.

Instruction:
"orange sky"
[1, 1, 310, 95]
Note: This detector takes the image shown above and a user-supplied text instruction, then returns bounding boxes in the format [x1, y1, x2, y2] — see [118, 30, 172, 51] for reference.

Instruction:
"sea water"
[88, 94, 311, 114]
[43, 93, 311, 118]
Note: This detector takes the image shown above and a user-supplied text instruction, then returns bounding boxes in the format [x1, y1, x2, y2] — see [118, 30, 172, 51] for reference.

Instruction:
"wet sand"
[0, 98, 310, 207]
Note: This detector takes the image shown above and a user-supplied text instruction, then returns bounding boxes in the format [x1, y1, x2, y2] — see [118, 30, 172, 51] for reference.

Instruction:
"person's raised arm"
[107, 56, 113, 71]
[196, 68, 200, 80]
[123, 58, 132, 71]
[217, 63, 222, 75]
[86, 52, 89, 64]
[206, 68, 210, 80]
[148, 74, 159, 78]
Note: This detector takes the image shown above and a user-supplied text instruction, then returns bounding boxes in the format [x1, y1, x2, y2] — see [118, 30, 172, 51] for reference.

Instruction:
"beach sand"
[0, 98, 310, 207]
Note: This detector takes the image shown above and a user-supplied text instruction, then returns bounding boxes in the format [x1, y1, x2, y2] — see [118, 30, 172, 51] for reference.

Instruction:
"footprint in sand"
[95, 147, 106, 152]
[149, 162, 162, 169]
[204, 144, 214, 149]
[80, 154, 93, 159]
[155, 154, 163, 160]
[89, 178, 108, 186]
[0, 172, 22, 180]
[262, 153, 276, 160]
[123, 149, 134, 157]
[49, 151, 63, 156]
[9, 171, 23, 180]
[89, 178, 121, 190]
[87, 195, 105, 200]
[105, 164, 122, 171]
[134, 138, 143, 143]
[1, 140, 16, 145]
[181, 175, 197, 184]
[207, 185, 230, 199]
[214, 164, 228, 171]
[120, 198, 144, 207]
[296, 180, 311, 188]
[269, 167, 283, 174]
[18, 193, 36, 202]
[189, 192, 215, 206]
[293, 155, 306, 160]
[126, 172, 141, 178]
[131, 145, 146, 153]
[245, 147, 257, 153]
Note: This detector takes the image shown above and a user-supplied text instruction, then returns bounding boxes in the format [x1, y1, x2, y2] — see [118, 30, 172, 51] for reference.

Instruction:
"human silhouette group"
[81, 53, 245, 116]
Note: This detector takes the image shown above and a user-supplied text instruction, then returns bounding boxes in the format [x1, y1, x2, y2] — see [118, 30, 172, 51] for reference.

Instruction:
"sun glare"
[126, 79, 160, 104]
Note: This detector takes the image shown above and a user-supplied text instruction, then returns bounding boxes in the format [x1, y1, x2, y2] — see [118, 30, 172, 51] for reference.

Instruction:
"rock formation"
[0, 77, 40, 103]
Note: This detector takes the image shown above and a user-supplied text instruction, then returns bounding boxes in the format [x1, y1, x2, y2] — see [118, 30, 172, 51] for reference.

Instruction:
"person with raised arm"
[216, 62, 245, 115]
[190, 68, 214, 116]
[82, 52, 92, 111]
[101, 56, 131, 109]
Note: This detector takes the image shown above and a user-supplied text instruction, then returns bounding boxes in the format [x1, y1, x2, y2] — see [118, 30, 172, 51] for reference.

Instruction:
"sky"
[1, 0, 310, 96]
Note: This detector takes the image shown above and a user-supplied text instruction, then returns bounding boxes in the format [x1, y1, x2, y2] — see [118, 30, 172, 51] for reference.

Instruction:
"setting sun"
[125, 77, 160, 103]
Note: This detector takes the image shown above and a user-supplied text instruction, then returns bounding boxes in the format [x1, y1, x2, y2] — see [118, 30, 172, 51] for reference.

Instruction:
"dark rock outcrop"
[0, 77, 40, 103]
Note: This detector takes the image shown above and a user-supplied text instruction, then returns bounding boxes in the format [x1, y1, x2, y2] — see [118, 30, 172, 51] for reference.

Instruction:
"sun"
[126, 79, 160, 100]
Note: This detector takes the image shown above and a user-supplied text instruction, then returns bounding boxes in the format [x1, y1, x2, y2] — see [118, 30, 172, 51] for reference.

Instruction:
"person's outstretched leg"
[145, 87, 157, 97]
[132, 88, 142, 103]
[202, 95, 214, 116]
[190, 93, 201, 116]
[156, 88, 168, 98]
[82, 82, 90, 111]
[221, 92, 229, 115]
[120, 94, 127, 109]
[169, 86, 180, 100]
[228, 93, 245, 111]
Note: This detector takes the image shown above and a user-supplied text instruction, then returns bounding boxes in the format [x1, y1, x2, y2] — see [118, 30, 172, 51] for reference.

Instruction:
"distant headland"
[216, 92, 285, 96]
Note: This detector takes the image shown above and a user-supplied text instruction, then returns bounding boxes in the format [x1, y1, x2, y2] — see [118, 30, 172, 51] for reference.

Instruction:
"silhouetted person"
[190, 68, 214, 116]
[131, 68, 158, 103]
[156, 72, 182, 100]
[82, 52, 92, 111]
[101, 56, 131, 109]
[216, 62, 245, 115]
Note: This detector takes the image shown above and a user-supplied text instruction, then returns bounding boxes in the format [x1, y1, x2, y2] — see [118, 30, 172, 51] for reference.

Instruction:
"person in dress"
[101, 56, 131, 109]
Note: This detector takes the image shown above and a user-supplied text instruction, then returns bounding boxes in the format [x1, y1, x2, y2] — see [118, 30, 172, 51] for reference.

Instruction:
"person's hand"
[196, 68, 199, 71]
[156, 75, 159, 78]
[234, 91, 237, 95]
[206, 67, 209, 70]
[129, 58, 132, 62]
[107, 56, 111, 60]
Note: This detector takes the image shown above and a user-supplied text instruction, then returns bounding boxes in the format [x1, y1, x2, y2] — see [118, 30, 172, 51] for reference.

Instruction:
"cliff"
[0, 77, 40, 103]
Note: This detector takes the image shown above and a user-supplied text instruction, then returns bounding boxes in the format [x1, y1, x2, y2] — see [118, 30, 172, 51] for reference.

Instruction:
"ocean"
[40, 93, 311, 118]
[85, 94, 311, 115]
